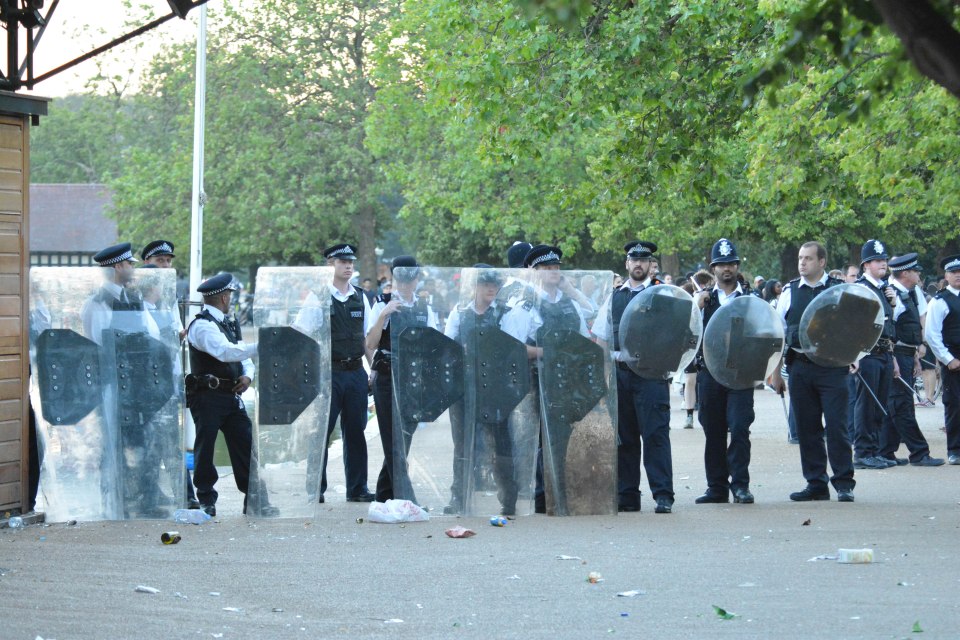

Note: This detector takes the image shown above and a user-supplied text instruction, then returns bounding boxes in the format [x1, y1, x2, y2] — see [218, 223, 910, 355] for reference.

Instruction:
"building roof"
[29, 184, 116, 253]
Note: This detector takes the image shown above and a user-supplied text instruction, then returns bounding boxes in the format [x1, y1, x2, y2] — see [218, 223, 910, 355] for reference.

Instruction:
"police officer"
[880, 254, 944, 466]
[366, 256, 438, 504]
[81, 242, 153, 343]
[923, 255, 960, 465]
[444, 265, 517, 516]
[769, 242, 855, 502]
[186, 273, 278, 517]
[853, 239, 903, 470]
[695, 239, 756, 505]
[296, 243, 374, 503]
[500, 244, 590, 515]
[141, 240, 175, 268]
[591, 241, 674, 514]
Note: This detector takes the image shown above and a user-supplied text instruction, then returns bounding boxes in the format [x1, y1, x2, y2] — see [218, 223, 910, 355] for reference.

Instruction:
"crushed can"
[161, 531, 181, 545]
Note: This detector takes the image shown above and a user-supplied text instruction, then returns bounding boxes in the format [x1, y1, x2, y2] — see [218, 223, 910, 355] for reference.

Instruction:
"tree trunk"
[873, 0, 960, 99]
[355, 205, 377, 287]
[779, 242, 799, 282]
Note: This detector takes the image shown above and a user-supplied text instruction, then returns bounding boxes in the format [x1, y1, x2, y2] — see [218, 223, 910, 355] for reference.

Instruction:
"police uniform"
[878, 254, 944, 466]
[81, 243, 156, 343]
[186, 273, 277, 517]
[591, 241, 674, 514]
[923, 254, 960, 465]
[295, 243, 374, 503]
[695, 239, 755, 504]
[500, 245, 589, 515]
[444, 265, 518, 515]
[778, 269, 855, 501]
[853, 240, 903, 469]
[367, 256, 438, 503]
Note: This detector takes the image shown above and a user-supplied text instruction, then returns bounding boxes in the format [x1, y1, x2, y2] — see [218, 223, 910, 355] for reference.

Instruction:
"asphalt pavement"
[2, 385, 959, 639]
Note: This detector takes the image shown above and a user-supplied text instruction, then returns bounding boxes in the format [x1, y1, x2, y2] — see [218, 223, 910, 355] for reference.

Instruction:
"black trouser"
[854, 352, 892, 459]
[616, 367, 673, 509]
[788, 359, 855, 492]
[27, 399, 39, 512]
[943, 366, 960, 456]
[189, 390, 258, 507]
[372, 368, 417, 503]
[880, 352, 931, 461]
[306, 367, 370, 498]
[697, 369, 754, 494]
[449, 400, 517, 512]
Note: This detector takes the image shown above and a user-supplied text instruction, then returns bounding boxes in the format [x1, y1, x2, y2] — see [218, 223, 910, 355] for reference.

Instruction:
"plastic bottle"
[173, 509, 212, 525]
[7, 516, 23, 529]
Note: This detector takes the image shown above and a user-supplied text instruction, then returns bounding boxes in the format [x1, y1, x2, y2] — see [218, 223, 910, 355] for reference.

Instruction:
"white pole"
[185, 4, 207, 454]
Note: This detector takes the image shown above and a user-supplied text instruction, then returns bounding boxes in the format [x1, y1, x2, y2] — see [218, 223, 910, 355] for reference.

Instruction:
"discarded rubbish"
[367, 500, 429, 524]
[837, 548, 873, 564]
[802, 519, 811, 526]
[507, 575, 521, 580]
[356, 518, 364, 524]
[135, 585, 160, 594]
[173, 509, 212, 525]
[807, 554, 837, 562]
[587, 572, 603, 584]
[912, 620, 923, 633]
[384, 619, 404, 624]
[712, 605, 739, 620]
[160, 531, 181, 545]
[272, 608, 283, 612]
[616, 590, 645, 597]
[7, 516, 23, 529]
[444, 526, 476, 538]
[489, 515, 507, 527]
[223, 607, 242, 613]
[556, 555, 582, 561]
[66, 520, 77, 526]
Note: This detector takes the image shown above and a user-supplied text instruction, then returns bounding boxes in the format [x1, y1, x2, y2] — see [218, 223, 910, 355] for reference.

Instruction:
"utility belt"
[868, 337, 893, 356]
[185, 373, 237, 394]
[332, 355, 364, 372]
[372, 350, 391, 374]
[893, 344, 918, 357]
[784, 348, 814, 366]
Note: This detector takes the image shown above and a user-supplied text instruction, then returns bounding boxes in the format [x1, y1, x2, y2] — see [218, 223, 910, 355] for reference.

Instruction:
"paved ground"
[2, 386, 959, 639]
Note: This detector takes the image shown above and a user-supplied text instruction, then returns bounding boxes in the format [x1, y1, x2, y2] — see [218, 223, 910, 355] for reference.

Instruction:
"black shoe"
[442, 500, 462, 515]
[787, 437, 799, 445]
[255, 504, 280, 517]
[732, 488, 754, 504]
[911, 454, 945, 467]
[789, 487, 829, 502]
[618, 503, 640, 512]
[837, 490, 855, 503]
[500, 505, 516, 517]
[534, 496, 546, 514]
[881, 456, 908, 466]
[346, 492, 375, 503]
[654, 498, 672, 514]
[187, 498, 201, 510]
[695, 491, 728, 504]
[201, 503, 216, 517]
[854, 456, 887, 470]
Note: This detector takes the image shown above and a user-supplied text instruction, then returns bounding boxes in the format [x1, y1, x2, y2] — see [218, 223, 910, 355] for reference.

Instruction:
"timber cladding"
[0, 114, 27, 512]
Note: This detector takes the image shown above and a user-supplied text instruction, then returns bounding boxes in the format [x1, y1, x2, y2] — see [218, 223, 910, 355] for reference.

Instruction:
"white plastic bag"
[367, 499, 430, 524]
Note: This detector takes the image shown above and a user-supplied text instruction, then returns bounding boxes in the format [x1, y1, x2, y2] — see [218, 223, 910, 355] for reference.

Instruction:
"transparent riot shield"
[30, 267, 183, 521]
[446, 267, 538, 516]
[799, 283, 883, 368]
[249, 266, 333, 518]
[619, 285, 703, 380]
[389, 266, 463, 509]
[532, 269, 617, 516]
[703, 296, 785, 390]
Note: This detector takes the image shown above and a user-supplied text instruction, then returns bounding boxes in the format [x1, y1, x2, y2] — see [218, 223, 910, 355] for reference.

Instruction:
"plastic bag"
[366, 499, 430, 524]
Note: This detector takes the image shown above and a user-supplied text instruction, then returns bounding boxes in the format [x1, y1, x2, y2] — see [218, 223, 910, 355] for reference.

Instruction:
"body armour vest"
[894, 286, 923, 346]
[935, 290, 960, 356]
[96, 286, 147, 333]
[784, 276, 842, 349]
[376, 294, 432, 353]
[457, 303, 503, 347]
[856, 276, 897, 341]
[331, 287, 366, 361]
[535, 293, 580, 344]
[188, 309, 243, 381]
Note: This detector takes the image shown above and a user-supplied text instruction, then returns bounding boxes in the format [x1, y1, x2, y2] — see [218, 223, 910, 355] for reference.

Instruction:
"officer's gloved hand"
[612, 350, 637, 364]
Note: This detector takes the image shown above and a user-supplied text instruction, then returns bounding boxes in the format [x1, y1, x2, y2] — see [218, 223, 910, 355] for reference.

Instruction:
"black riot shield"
[619, 285, 703, 380]
[799, 283, 884, 368]
[395, 326, 465, 423]
[251, 266, 333, 518]
[703, 296, 785, 390]
[36, 329, 101, 425]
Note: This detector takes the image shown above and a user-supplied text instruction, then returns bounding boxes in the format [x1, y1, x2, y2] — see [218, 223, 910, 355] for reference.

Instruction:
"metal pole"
[855, 371, 889, 417]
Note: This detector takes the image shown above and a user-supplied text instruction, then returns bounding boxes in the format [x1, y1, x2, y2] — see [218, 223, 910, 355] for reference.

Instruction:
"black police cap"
[889, 253, 921, 273]
[93, 242, 137, 266]
[507, 241, 532, 269]
[524, 244, 563, 268]
[860, 239, 889, 265]
[940, 254, 960, 273]
[709, 238, 740, 266]
[473, 263, 503, 285]
[624, 241, 657, 259]
[391, 255, 420, 282]
[141, 240, 175, 261]
[197, 272, 239, 297]
[323, 243, 358, 261]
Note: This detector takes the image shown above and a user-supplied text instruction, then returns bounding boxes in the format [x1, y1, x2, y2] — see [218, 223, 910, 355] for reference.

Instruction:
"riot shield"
[447, 267, 538, 516]
[532, 269, 617, 516]
[703, 296, 785, 390]
[388, 266, 463, 509]
[249, 267, 333, 518]
[619, 284, 703, 380]
[799, 283, 883, 368]
[30, 267, 183, 521]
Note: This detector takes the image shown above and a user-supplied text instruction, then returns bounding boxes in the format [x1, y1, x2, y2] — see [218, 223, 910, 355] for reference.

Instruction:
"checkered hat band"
[531, 252, 560, 267]
[100, 250, 133, 265]
[145, 243, 173, 259]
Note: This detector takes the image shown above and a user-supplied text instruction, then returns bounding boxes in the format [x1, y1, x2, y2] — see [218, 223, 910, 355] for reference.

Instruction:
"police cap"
[197, 272, 239, 297]
[624, 241, 657, 260]
[391, 255, 420, 282]
[860, 239, 889, 265]
[507, 241, 532, 269]
[323, 243, 358, 261]
[141, 240, 175, 261]
[889, 253, 921, 273]
[93, 242, 137, 266]
[940, 255, 960, 273]
[524, 244, 563, 268]
[709, 238, 740, 266]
